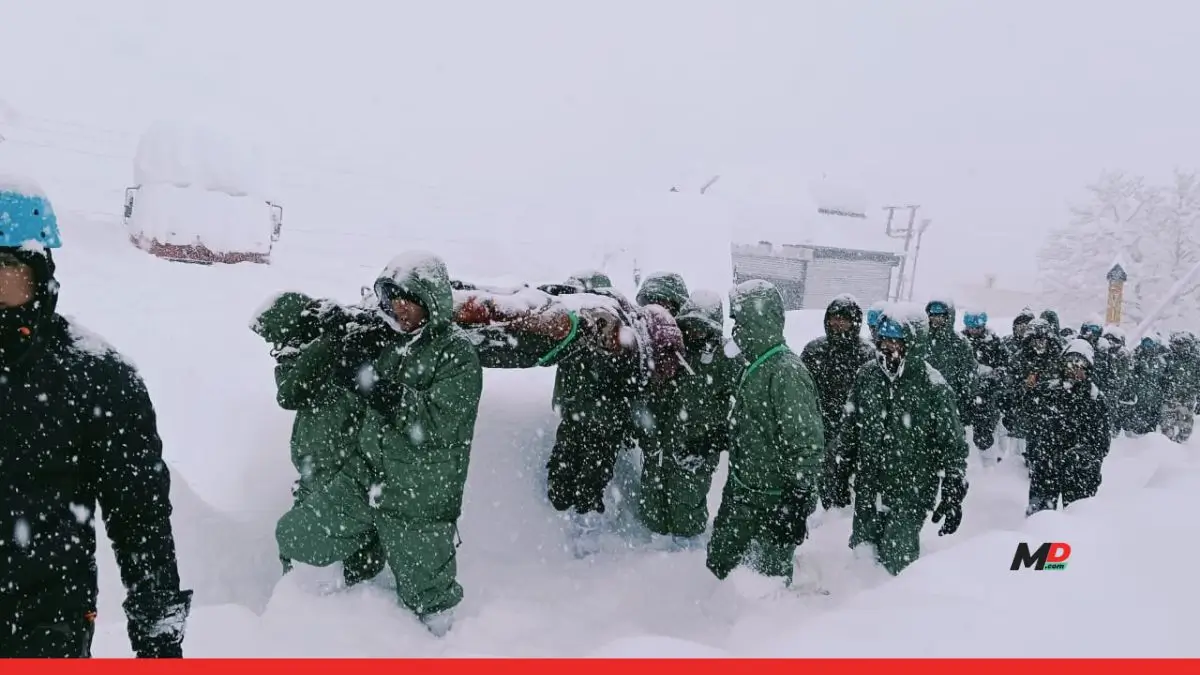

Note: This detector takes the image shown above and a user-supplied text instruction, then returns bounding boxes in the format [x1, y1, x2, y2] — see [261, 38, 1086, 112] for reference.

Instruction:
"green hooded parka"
[924, 299, 978, 420]
[830, 311, 969, 575]
[275, 253, 483, 619]
[706, 280, 824, 582]
[545, 273, 643, 515]
[638, 290, 738, 538]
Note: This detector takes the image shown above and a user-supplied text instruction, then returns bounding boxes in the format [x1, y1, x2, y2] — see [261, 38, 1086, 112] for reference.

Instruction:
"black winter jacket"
[0, 314, 189, 655]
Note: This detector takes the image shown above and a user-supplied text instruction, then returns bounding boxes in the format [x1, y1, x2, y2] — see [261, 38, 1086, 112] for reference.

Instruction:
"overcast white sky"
[2, 0, 1197, 291]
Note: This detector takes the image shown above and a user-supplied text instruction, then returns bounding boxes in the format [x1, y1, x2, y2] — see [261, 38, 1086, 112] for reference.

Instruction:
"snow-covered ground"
[46, 214, 1198, 657]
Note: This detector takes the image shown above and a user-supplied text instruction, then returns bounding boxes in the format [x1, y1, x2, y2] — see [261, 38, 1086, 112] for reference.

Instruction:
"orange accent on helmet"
[17, 326, 31, 337]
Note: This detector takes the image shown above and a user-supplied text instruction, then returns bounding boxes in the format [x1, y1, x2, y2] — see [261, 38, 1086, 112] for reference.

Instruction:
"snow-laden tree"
[1038, 170, 1200, 330]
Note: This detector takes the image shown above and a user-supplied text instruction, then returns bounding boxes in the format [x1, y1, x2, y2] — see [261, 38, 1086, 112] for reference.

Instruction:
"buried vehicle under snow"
[123, 120, 284, 265]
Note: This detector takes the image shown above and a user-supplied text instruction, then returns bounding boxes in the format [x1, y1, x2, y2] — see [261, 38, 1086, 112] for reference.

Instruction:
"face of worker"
[389, 297, 428, 333]
[0, 263, 34, 308]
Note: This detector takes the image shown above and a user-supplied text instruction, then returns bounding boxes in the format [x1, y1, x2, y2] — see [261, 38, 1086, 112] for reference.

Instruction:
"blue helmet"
[0, 182, 62, 249]
[963, 311, 988, 329]
[866, 307, 883, 327]
[877, 317, 905, 340]
[926, 301, 950, 316]
[1080, 322, 1102, 338]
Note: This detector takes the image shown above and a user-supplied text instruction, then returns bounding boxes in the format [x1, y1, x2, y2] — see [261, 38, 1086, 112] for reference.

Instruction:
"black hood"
[824, 294, 863, 338]
[1013, 308, 1035, 331]
[1039, 309, 1061, 334]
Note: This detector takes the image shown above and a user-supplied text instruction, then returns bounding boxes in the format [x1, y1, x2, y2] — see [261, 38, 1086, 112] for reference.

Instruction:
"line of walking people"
[251, 255, 1200, 639]
[252, 257, 983, 635]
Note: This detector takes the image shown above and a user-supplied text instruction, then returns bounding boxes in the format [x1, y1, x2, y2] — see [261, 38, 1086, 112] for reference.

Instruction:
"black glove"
[931, 472, 967, 536]
[774, 483, 817, 544]
[124, 589, 193, 658]
[354, 366, 412, 414]
[334, 326, 392, 385]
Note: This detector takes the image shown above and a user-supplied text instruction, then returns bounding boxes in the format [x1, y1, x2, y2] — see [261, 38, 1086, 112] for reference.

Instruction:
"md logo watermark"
[1011, 542, 1072, 571]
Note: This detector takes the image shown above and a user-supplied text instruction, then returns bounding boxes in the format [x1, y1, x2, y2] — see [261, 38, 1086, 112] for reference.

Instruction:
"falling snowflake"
[13, 519, 30, 548]
[409, 422, 426, 445]
[69, 503, 92, 524]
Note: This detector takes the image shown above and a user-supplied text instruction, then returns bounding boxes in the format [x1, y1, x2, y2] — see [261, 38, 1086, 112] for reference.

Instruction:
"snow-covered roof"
[673, 168, 904, 254]
[134, 120, 270, 199]
[0, 172, 47, 197]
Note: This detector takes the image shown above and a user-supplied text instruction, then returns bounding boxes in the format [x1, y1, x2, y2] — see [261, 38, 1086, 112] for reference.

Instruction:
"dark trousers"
[546, 412, 627, 514]
[0, 614, 96, 658]
[1027, 446, 1103, 516]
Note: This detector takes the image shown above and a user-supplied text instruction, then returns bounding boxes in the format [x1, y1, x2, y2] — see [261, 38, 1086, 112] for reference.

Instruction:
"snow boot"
[670, 534, 706, 551]
[567, 509, 607, 558]
[420, 610, 454, 638]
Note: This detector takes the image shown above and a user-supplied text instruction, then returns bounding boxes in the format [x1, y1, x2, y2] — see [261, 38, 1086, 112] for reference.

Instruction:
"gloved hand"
[774, 482, 818, 544]
[310, 301, 354, 338]
[931, 472, 967, 536]
[355, 365, 412, 415]
[124, 589, 192, 658]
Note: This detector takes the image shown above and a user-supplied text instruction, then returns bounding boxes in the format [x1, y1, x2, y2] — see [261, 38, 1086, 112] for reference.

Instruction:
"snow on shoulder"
[0, 172, 48, 198]
[924, 362, 948, 387]
[830, 292, 861, 307]
[64, 317, 137, 369]
[687, 288, 724, 313]
[731, 278, 777, 299]
[878, 301, 929, 327]
[249, 289, 315, 332]
[1064, 338, 1095, 364]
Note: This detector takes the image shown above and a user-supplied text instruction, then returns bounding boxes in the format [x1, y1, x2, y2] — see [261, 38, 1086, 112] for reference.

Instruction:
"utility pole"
[883, 204, 920, 301]
[904, 219, 933, 301]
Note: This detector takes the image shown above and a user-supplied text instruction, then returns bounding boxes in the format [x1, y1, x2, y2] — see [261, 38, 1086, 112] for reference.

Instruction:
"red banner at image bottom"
[2, 660, 1197, 674]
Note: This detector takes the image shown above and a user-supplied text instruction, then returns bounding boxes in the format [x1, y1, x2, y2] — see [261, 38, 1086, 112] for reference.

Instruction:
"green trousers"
[638, 434, 721, 538]
[277, 472, 463, 617]
[706, 487, 794, 581]
[850, 496, 925, 575]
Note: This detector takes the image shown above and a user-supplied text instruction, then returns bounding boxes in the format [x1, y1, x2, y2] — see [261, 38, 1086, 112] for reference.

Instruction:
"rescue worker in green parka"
[828, 310, 969, 575]
[543, 270, 643, 540]
[706, 280, 824, 584]
[637, 289, 739, 547]
[273, 251, 483, 638]
[251, 291, 389, 587]
[923, 299, 978, 426]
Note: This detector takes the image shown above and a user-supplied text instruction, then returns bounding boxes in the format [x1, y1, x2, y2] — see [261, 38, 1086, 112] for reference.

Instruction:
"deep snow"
[48, 215, 1199, 657]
